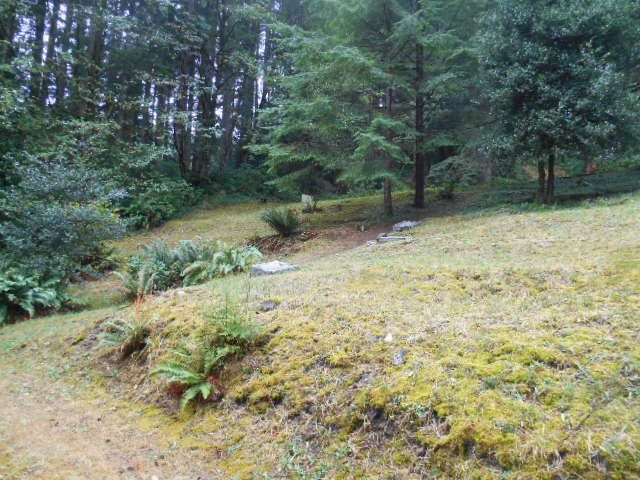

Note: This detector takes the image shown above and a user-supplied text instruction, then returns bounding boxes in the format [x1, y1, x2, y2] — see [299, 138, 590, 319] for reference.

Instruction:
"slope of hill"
[1, 190, 639, 479]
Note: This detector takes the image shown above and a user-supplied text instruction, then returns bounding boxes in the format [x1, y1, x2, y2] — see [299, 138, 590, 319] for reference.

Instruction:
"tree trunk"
[537, 159, 546, 200]
[384, 87, 394, 217]
[257, 22, 272, 111]
[234, 68, 257, 167]
[85, 0, 106, 118]
[141, 80, 152, 143]
[56, 2, 74, 108]
[71, 11, 87, 116]
[192, 0, 221, 182]
[384, 179, 393, 216]
[413, 39, 426, 208]
[0, 0, 18, 68]
[40, 0, 61, 106]
[220, 82, 237, 176]
[155, 83, 167, 147]
[545, 151, 555, 204]
[30, 0, 47, 100]
[174, 0, 196, 178]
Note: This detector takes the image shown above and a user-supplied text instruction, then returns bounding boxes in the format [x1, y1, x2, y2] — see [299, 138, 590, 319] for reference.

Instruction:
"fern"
[152, 361, 207, 384]
[151, 360, 219, 411]
[152, 301, 261, 410]
[116, 267, 158, 299]
[261, 207, 301, 237]
[0, 271, 65, 325]
[100, 318, 151, 360]
[181, 382, 213, 411]
[181, 245, 261, 286]
[119, 239, 262, 295]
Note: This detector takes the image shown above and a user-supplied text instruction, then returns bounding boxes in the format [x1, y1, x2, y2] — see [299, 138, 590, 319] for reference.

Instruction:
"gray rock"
[366, 240, 377, 247]
[250, 260, 299, 277]
[393, 220, 421, 232]
[259, 300, 280, 312]
[377, 233, 411, 243]
[393, 350, 408, 366]
[301, 194, 316, 212]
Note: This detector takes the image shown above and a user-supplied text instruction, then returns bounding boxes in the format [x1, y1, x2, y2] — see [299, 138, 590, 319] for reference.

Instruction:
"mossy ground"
[2, 185, 640, 478]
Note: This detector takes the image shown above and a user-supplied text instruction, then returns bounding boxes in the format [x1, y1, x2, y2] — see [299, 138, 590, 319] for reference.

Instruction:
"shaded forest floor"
[2, 170, 640, 479]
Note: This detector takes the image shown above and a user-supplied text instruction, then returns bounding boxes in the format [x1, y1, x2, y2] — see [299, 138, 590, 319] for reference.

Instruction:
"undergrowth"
[0, 269, 67, 325]
[118, 239, 261, 297]
[100, 300, 151, 360]
[152, 300, 262, 410]
[261, 207, 302, 237]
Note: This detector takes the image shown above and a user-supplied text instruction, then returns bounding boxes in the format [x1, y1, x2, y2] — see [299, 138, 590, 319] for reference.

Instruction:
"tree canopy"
[0, 0, 639, 301]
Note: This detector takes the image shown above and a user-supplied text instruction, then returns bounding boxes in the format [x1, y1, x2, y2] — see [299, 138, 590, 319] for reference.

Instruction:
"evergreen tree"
[255, 0, 486, 212]
[480, 0, 639, 203]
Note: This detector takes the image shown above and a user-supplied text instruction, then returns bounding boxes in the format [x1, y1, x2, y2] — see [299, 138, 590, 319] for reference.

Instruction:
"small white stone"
[250, 261, 299, 277]
[393, 220, 422, 232]
[378, 235, 411, 243]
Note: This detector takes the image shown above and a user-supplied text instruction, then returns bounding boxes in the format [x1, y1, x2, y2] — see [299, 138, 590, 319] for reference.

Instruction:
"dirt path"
[0, 369, 224, 480]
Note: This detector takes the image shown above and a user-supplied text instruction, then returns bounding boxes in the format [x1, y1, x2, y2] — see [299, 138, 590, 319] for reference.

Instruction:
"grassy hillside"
[2, 189, 640, 479]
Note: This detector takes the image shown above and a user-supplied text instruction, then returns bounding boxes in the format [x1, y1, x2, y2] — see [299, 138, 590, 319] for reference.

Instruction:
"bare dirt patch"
[0, 370, 224, 480]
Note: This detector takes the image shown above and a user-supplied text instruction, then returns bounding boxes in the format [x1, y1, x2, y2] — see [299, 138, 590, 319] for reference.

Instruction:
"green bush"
[152, 302, 261, 410]
[0, 270, 66, 325]
[428, 153, 488, 192]
[16, 120, 201, 232]
[118, 240, 182, 298]
[261, 207, 301, 237]
[210, 165, 278, 200]
[120, 239, 262, 297]
[0, 159, 125, 279]
[122, 179, 202, 230]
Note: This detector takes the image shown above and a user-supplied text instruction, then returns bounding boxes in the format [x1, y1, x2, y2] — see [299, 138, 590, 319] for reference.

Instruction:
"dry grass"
[2, 191, 640, 478]
[111, 191, 424, 258]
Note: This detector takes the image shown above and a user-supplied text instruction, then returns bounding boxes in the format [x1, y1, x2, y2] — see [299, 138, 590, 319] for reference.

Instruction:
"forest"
[1, 0, 640, 477]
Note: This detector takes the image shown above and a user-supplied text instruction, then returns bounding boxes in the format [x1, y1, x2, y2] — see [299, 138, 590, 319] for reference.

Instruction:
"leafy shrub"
[261, 207, 301, 237]
[19, 120, 201, 232]
[122, 179, 202, 230]
[210, 164, 278, 200]
[120, 239, 262, 297]
[0, 270, 66, 325]
[428, 151, 491, 192]
[0, 159, 125, 279]
[152, 302, 261, 410]
[101, 318, 151, 360]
